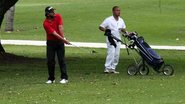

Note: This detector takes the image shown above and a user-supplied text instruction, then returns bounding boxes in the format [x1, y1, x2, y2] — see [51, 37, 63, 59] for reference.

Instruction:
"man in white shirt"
[99, 6, 127, 74]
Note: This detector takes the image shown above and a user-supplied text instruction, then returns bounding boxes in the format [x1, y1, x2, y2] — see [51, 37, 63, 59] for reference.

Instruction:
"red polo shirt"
[43, 14, 63, 41]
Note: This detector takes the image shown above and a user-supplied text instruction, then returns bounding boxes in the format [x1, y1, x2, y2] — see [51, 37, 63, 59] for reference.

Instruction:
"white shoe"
[46, 80, 55, 84]
[104, 69, 110, 73]
[60, 79, 68, 84]
[104, 68, 112, 73]
[110, 70, 119, 74]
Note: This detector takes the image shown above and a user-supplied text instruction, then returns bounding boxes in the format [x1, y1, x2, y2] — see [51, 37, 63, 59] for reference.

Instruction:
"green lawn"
[0, 0, 185, 45]
[0, 0, 185, 103]
[0, 45, 185, 104]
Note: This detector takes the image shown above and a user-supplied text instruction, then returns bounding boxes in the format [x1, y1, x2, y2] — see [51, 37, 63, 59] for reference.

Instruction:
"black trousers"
[47, 40, 68, 81]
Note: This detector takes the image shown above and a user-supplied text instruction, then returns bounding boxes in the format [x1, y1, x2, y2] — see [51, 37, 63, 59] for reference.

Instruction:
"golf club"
[70, 43, 97, 54]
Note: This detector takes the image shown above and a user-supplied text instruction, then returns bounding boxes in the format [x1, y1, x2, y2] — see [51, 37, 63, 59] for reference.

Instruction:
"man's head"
[112, 6, 121, 17]
[45, 6, 55, 18]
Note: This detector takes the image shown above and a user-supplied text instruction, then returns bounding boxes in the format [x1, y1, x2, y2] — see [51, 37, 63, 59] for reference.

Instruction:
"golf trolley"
[125, 32, 174, 76]
[105, 30, 174, 76]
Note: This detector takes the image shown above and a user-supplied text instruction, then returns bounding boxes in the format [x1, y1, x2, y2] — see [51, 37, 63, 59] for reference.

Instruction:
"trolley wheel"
[162, 64, 174, 76]
[139, 64, 149, 75]
[127, 64, 138, 76]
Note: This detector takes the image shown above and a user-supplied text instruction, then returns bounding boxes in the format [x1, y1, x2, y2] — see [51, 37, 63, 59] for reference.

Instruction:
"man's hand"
[52, 31, 71, 44]
[63, 39, 71, 45]
[119, 28, 126, 33]
[63, 37, 72, 45]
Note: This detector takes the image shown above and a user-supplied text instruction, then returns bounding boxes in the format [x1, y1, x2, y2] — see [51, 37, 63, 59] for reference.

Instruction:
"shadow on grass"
[0, 52, 45, 64]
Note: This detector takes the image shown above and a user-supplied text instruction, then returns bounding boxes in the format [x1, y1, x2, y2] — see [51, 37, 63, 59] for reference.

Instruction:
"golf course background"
[0, 0, 185, 104]
[1, 0, 185, 45]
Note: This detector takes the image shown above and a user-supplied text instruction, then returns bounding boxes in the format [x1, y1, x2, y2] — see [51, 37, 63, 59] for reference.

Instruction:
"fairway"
[0, 45, 185, 104]
[0, 0, 185, 104]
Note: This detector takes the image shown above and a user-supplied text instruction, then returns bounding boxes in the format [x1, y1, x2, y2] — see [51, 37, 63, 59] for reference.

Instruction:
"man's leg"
[57, 43, 68, 80]
[104, 42, 115, 71]
[112, 42, 121, 70]
[47, 44, 56, 81]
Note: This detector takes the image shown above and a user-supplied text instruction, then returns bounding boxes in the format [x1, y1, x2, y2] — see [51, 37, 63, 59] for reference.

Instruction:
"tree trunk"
[0, 41, 5, 53]
[5, 5, 15, 32]
[0, 0, 18, 53]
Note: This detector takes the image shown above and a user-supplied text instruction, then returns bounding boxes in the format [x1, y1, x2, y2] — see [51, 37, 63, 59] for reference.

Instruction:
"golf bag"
[128, 33, 164, 71]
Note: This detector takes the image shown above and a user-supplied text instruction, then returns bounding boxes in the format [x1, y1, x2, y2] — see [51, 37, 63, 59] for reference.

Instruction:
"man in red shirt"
[43, 6, 70, 84]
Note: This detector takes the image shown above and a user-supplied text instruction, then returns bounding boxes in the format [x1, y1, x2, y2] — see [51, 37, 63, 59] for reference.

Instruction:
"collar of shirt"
[110, 15, 121, 21]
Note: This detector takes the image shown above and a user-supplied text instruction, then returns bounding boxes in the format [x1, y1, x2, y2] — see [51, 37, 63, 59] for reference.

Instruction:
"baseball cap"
[45, 6, 56, 13]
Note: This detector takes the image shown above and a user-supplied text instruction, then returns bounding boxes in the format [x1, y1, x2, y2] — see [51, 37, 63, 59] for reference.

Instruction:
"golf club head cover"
[104, 29, 117, 48]
[108, 36, 117, 48]
[104, 29, 112, 36]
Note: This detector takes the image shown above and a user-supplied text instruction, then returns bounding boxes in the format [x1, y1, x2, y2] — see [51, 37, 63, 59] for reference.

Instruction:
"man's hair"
[112, 6, 119, 11]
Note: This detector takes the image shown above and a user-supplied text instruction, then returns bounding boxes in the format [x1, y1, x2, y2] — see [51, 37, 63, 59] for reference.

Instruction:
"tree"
[0, 0, 18, 53]
[5, 5, 15, 32]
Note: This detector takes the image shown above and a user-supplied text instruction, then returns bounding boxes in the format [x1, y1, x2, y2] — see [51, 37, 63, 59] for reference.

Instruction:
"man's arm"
[43, 22, 70, 44]
[58, 25, 64, 38]
[119, 28, 126, 33]
[58, 25, 71, 45]
[57, 14, 65, 38]
[119, 28, 130, 36]
[52, 31, 71, 44]
[99, 26, 106, 32]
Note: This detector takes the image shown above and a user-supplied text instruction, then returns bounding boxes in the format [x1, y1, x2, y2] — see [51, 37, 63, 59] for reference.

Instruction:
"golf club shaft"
[71, 43, 91, 53]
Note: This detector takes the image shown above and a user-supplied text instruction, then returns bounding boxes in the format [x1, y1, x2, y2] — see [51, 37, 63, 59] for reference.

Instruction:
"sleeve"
[43, 22, 55, 34]
[56, 14, 63, 25]
[100, 18, 109, 28]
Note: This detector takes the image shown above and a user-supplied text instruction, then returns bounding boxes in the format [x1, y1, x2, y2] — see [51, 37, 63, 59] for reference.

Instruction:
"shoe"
[60, 79, 68, 84]
[104, 69, 110, 73]
[46, 80, 55, 84]
[110, 70, 120, 74]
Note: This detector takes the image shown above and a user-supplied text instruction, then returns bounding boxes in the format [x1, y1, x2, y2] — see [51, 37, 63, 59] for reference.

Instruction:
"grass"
[0, 45, 185, 104]
[0, 0, 185, 103]
[0, 0, 185, 45]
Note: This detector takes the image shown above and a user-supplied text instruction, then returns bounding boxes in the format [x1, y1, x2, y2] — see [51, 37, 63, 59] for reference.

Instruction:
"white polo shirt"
[100, 16, 126, 40]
